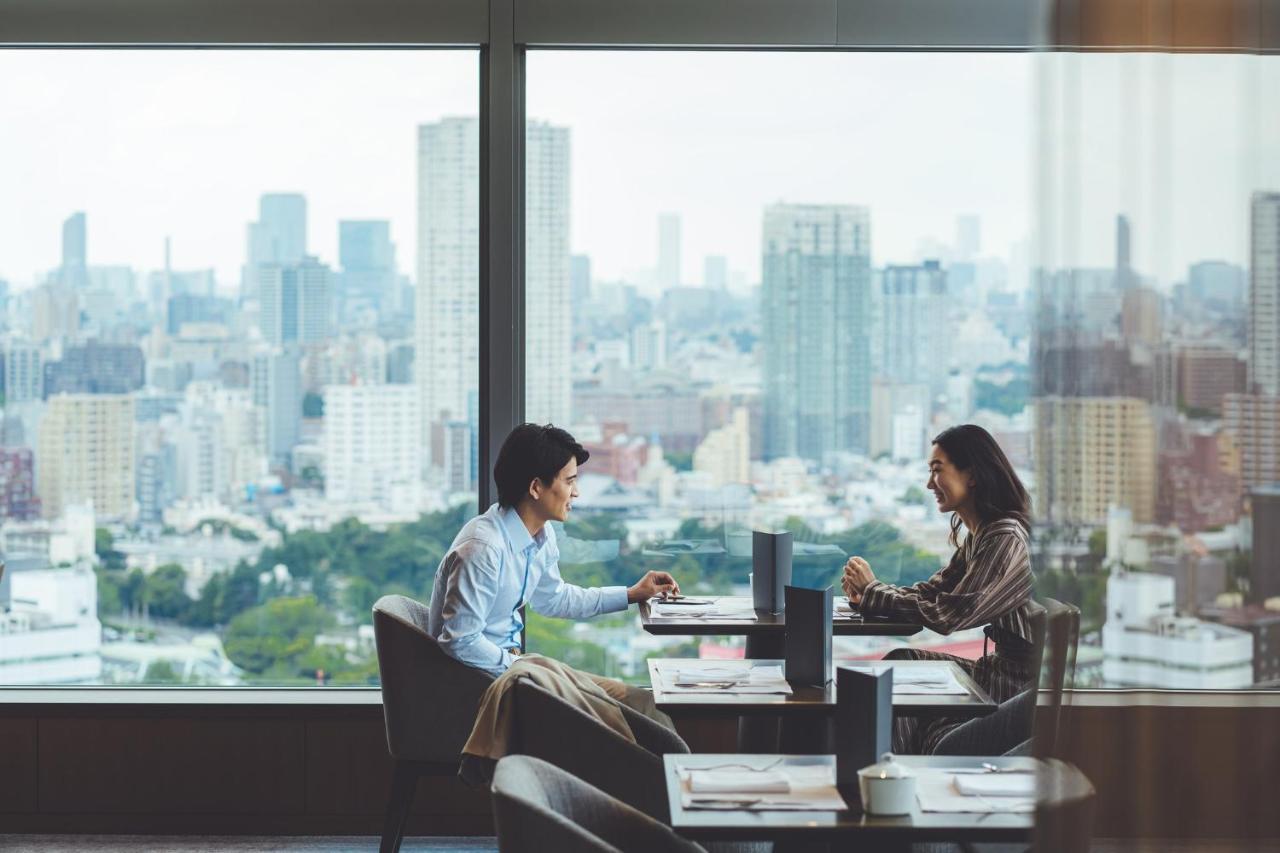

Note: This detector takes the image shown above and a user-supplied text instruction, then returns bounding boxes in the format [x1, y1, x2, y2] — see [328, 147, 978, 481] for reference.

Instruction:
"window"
[1034, 52, 1280, 689]
[523, 50, 1036, 680]
[0, 49, 479, 686]
[523, 49, 1280, 690]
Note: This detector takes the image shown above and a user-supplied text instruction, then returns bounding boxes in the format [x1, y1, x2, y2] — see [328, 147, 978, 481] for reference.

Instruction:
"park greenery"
[95, 505, 946, 685]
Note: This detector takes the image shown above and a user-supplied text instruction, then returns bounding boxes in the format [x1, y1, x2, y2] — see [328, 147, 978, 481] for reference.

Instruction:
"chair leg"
[380, 760, 420, 853]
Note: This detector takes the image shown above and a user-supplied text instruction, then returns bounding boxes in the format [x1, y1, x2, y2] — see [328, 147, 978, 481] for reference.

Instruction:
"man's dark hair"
[493, 423, 589, 508]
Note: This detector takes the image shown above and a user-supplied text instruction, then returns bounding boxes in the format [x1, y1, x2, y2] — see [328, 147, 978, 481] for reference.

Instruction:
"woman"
[842, 424, 1036, 754]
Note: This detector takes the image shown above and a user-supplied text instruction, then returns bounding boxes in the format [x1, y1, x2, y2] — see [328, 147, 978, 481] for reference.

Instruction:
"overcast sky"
[0, 50, 1275, 294]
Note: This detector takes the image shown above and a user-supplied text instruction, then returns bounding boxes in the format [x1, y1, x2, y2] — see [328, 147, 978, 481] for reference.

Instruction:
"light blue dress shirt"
[426, 503, 630, 676]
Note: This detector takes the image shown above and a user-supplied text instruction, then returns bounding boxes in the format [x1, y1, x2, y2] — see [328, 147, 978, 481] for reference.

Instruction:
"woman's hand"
[842, 556, 876, 604]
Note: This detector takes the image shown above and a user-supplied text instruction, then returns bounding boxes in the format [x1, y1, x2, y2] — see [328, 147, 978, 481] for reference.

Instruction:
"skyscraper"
[1034, 396, 1157, 524]
[37, 394, 136, 520]
[762, 203, 872, 461]
[61, 212, 87, 289]
[251, 348, 302, 469]
[1253, 485, 1280, 604]
[258, 258, 332, 346]
[704, 255, 728, 291]
[417, 117, 479, 463]
[955, 214, 981, 261]
[242, 193, 307, 300]
[877, 260, 949, 394]
[3, 341, 43, 403]
[657, 213, 681, 290]
[1116, 213, 1134, 291]
[525, 120, 571, 426]
[569, 254, 592, 304]
[339, 220, 397, 317]
[1249, 192, 1280, 395]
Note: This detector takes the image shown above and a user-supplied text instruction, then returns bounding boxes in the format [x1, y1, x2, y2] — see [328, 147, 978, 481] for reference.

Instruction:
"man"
[427, 422, 680, 677]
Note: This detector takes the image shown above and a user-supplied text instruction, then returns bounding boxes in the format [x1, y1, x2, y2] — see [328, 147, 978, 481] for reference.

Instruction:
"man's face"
[530, 457, 579, 524]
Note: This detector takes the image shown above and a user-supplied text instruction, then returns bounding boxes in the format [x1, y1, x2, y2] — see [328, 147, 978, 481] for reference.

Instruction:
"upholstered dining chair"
[372, 594, 495, 853]
[492, 755, 706, 853]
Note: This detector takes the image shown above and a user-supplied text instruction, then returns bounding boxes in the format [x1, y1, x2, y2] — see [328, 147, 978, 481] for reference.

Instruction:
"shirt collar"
[498, 504, 547, 555]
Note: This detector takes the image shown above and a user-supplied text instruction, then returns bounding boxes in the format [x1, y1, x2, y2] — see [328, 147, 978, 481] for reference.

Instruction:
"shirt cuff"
[601, 585, 629, 613]
[860, 580, 891, 614]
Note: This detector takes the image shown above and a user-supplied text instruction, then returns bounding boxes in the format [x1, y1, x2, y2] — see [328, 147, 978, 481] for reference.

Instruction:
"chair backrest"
[492, 755, 705, 853]
[1034, 597, 1080, 761]
[510, 679, 688, 822]
[1033, 758, 1096, 853]
[372, 594, 496, 763]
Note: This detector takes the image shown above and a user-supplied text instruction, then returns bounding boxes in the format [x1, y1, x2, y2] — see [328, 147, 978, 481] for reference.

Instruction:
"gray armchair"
[510, 679, 770, 853]
[492, 755, 706, 853]
[510, 678, 686, 822]
[373, 594, 496, 853]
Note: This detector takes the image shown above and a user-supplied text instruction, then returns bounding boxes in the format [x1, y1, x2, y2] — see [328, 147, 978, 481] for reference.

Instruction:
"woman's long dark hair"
[932, 424, 1030, 547]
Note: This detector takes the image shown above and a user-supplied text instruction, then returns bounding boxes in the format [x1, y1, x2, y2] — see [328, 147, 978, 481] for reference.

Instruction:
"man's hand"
[841, 556, 876, 604]
[628, 570, 680, 603]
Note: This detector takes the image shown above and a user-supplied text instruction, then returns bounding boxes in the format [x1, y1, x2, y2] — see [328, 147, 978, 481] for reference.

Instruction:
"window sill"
[2, 686, 1279, 710]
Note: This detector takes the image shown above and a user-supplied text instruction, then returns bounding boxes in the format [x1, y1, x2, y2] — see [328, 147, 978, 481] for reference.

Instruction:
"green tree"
[1088, 529, 1107, 558]
[95, 527, 125, 571]
[223, 595, 333, 676]
[144, 660, 183, 684]
[664, 451, 694, 471]
[145, 563, 193, 620]
[95, 566, 123, 617]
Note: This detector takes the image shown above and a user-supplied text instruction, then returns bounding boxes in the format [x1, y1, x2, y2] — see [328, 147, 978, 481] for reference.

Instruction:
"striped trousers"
[887, 646, 1032, 755]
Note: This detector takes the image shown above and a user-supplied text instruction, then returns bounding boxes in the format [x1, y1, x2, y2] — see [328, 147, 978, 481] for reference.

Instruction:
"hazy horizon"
[1, 49, 1275, 294]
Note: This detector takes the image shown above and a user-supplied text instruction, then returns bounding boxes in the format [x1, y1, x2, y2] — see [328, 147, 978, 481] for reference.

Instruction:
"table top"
[664, 753, 1056, 843]
[647, 659, 996, 719]
[639, 595, 923, 637]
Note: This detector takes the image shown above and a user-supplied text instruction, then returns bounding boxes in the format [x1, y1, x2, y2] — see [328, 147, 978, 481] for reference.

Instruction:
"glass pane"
[1034, 53, 1280, 689]
[523, 51, 1035, 680]
[0, 49, 479, 686]
[524, 49, 1280, 691]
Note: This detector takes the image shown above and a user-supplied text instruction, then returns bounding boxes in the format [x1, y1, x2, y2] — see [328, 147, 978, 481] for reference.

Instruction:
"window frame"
[1, 0, 1276, 699]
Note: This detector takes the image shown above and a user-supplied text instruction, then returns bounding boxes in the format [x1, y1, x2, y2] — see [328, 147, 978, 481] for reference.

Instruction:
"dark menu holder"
[752, 530, 793, 614]
[783, 584, 832, 686]
[835, 666, 893, 788]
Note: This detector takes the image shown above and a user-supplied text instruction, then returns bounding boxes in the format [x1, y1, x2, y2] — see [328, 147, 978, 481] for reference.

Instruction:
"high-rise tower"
[762, 203, 872, 461]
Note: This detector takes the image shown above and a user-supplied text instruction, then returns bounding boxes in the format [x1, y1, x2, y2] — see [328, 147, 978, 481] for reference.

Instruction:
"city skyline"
[2, 48, 1278, 692]
[3, 51, 1276, 292]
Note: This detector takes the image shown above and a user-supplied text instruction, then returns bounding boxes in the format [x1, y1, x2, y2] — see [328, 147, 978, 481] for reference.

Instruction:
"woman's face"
[926, 443, 974, 516]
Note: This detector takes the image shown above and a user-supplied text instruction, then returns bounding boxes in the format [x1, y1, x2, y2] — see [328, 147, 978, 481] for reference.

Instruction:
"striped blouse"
[858, 517, 1036, 651]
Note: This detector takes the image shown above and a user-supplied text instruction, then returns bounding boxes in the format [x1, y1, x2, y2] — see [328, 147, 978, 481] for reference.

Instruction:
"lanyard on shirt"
[508, 546, 533, 650]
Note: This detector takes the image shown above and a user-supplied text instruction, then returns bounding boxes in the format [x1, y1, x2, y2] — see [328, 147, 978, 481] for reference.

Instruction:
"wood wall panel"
[0, 718, 38, 813]
[2, 699, 1278, 838]
[1061, 705, 1280, 838]
[304, 720, 490, 818]
[1055, 0, 1265, 48]
[38, 718, 305, 815]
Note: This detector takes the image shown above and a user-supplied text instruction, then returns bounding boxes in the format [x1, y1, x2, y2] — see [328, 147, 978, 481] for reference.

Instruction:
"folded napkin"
[891, 666, 955, 684]
[671, 665, 791, 693]
[687, 770, 790, 794]
[955, 773, 1036, 798]
[674, 667, 750, 685]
